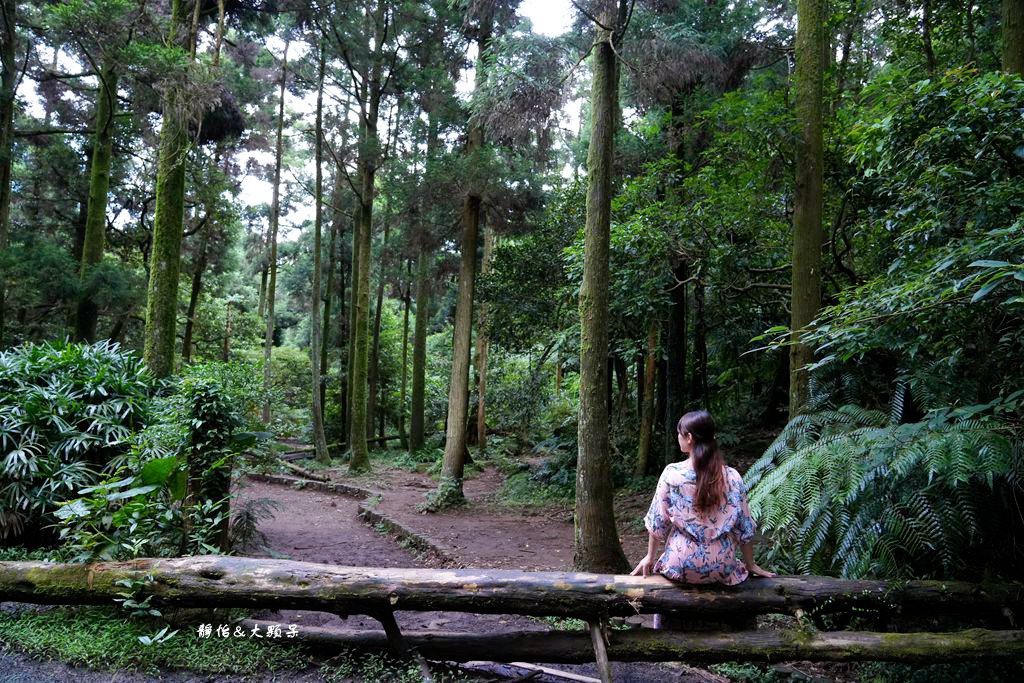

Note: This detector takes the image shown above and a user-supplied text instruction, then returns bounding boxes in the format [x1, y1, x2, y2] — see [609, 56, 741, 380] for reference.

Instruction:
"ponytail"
[677, 410, 726, 512]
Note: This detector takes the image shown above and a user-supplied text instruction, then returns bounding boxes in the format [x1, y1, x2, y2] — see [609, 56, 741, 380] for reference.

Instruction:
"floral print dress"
[644, 460, 756, 585]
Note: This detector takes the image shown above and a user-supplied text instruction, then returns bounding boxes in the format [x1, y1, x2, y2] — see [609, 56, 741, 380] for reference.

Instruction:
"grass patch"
[0, 606, 309, 676]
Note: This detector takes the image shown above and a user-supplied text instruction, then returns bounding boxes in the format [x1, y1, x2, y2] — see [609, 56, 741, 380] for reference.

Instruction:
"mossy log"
[240, 620, 1024, 663]
[1, 556, 1021, 625]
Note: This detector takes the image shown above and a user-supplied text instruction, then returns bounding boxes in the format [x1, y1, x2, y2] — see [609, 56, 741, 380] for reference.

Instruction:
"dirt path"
[235, 471, 708, 683]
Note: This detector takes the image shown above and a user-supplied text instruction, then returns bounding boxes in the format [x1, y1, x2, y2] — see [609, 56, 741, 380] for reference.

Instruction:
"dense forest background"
[1, 0, 1022, 588]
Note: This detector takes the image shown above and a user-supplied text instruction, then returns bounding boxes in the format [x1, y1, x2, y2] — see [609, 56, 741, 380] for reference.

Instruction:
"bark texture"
[74, 66, 119, 342]
[635, 320, 658, 476]
[2, 557, 1021, 625]
[409, 244, 430, 451]
[575, 19, 629, 573]
[788, 0, 827, 416]
[662, 259, 687, 467]
[475, 227, 495, 450]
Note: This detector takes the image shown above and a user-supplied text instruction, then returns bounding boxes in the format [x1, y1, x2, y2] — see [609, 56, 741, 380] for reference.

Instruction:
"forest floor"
[232, 452, 723, 683]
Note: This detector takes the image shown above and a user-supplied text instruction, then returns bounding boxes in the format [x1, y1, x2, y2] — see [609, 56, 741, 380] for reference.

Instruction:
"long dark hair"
[677, 410, 726, 512]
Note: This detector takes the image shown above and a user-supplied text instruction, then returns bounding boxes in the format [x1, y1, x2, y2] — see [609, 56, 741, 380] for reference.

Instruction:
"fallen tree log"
[239, 620, 1024, 663]
[1, 556, 1021, 625]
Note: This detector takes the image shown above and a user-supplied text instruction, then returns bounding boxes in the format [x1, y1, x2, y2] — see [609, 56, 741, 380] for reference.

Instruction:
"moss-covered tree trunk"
[788, 0, 827, 417]
[575, 13, 629, 573]
[310, 42, 330, 464]
[474, 226, 495, 450]
[367, 218, 389, 440]
[348, 66, 382, 473]
[74, 66, 119, 342]
[143, 0, 191, 378]
[662, 259, 687, 467]
[0, 0, 15, 347]
[262, 43, 288, 423]
[1004, 0, 1024, 73]
[437, 28, 490, 506]
[635, 320, 658, 477]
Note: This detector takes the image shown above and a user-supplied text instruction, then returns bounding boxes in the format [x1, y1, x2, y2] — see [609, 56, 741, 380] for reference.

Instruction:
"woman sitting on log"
[632, 410, 774, 626]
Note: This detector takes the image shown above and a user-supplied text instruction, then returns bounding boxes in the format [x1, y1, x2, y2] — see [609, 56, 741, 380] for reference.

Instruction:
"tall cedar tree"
[788, 0, 827, 416]
[1005, 0, 1024, 73]
[575, 0, 630, 573]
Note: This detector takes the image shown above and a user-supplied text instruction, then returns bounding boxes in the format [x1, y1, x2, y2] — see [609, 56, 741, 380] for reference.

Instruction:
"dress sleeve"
[733, 471, 756, 545]
[644, 469, 672, 541]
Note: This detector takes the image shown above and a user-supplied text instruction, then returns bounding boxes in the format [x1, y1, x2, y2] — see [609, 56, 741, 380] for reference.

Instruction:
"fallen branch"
[239, 621, 1024, 663]
[1, 556, 1021, 625]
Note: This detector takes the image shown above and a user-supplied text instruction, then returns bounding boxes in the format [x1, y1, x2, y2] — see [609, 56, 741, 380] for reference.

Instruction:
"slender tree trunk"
[74, 66, 119, 342]
[635, 320, 658, 477]
[258, 260, 268, 319]
[1004, 0, 1024, 74]
[0, 0, 15, 347]
[143, 0, 191, 377]
[399, 267, 411, 450]
[345, 185, 360, 444]
[474, 226, 495, 450]
[574, 13, 629, 573]
[348, 67, 382, 473]
[922, 0, 937, 73]
[663, 259, 687, 466]
[437, 28, 491, 504]
[320, 172, 343, 411]
[409, 244, 430, 451]
[181, 225, 208, 363]
[262, 43, 289, 422]
[310, 41, 330, 464]
[789, 0, 827, 417]
[690, 279, 708, 408]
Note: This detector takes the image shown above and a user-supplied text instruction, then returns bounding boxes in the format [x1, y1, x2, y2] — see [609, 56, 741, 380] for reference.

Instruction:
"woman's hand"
[630, 553, 656, 578]
[747, 563, 776, 578]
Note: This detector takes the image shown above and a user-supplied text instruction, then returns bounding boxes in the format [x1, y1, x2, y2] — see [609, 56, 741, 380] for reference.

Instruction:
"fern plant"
[746, 399, 1023, 580]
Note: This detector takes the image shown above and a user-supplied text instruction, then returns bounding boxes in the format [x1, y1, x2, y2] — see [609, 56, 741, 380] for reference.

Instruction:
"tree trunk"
[3, 557, 1022, 626]
[348, 67, 382, 473]
[181, 224, 208, 363]
[262, 43, 289, 423]
[409, 243, 430, 451]
[922, 0, 937, 73]
[1004, 0, 1024, 74]
[635, 320, 658, 477]
[789, 0, 827, 417]
[575, 15, 629, 573]
[399, 267, 411, 450]
[257, 261, 268, 319]
[143, 0, 192, 378]
[437, 29, 491, 504]
[0, 0, 15, 347]
[74, 66, 119, 342]
[474, 226, 495, 451]
[310, 41, 330, 464]
[663, 260, 687, 467]
[345, 187, 360, 444]
[320, 172, 343, 412]
[222, 302, 232, 361]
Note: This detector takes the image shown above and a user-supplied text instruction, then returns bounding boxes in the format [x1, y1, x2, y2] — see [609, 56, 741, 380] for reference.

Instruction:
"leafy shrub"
[746, 402, 1023, 580]
[56, 370, 256, 560]
[0, 340, 155, 542]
